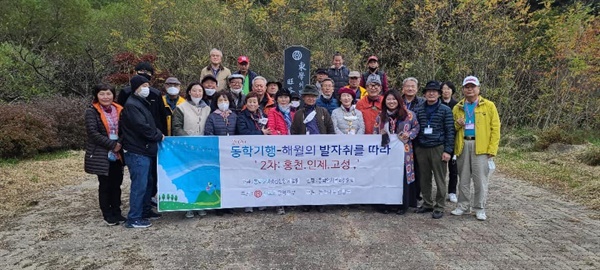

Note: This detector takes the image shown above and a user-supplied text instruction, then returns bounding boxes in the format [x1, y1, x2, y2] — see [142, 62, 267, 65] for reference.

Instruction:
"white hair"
[209, 48, 222, 56]
[402, 77, 419, 86]
[252, 76, 267, 86]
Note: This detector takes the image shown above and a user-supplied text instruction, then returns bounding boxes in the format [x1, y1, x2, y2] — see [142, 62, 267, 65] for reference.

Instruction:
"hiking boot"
[414, 207, 433, 213]
[125, 219, 152, 228]
[197, 210, 207, 216]
[432, 210, 444, 219]
[185, 211, 195, 218]
[244, 207, 254, 213]
[276, 207, 285, 215]
[258, 207, 267, 211]
[143, 211, 162, 220]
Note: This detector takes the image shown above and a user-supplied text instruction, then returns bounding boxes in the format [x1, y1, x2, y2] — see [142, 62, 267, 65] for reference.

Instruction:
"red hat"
[237, 55, 249, 64]
[367, 55, 378, 62]
[338, 87, 356, 100]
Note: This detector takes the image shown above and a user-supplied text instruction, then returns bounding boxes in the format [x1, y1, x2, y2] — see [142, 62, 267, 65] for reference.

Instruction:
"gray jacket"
[331, 106, 365, 135]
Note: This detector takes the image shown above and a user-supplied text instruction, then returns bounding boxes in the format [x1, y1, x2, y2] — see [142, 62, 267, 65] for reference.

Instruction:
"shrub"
[534, 126, 586, 151]
[578, 146, 600, 166]
[0, 104, 60, 158]
[33, 96, 88, 150]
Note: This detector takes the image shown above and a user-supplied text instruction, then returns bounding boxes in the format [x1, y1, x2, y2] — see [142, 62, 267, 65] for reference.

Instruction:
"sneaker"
[125, 219, 152, 228]
[114, 214, 127, 222]
[197, 210, 207, 216]
[476, 210, 487, 221]
[451, 208, 469, 216]
[143, 211, 162, 220]
[432, 210, 444, 219]
[276, 207, 285, 215]
[104, 216, 119, 226]
[448, 193, 458, 203]
[185, 211, 195, 218]
[244, 207, 254, 213]
[258, 207, 267, 211]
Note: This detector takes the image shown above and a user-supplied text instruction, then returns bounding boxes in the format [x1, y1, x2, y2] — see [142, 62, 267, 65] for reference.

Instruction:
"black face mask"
[369, 67, 377, 72]
[137, 72, 152, 81]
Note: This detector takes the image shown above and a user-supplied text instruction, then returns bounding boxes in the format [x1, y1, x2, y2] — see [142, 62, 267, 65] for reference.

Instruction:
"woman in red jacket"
[266, 89, 295, 214]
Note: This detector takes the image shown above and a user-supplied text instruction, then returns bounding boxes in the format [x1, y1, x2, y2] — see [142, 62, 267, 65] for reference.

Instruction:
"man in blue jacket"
[316, 78, 338, 115]
[120, 75, 165, 228]
[327, 52, 350, 97]
[413, 81, 455, 219]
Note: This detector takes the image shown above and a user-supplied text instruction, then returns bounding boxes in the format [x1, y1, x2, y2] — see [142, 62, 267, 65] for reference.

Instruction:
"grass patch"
[578, 146, 600, 166]
[496, 147, 600, 210]
[0, 150, 87, 218]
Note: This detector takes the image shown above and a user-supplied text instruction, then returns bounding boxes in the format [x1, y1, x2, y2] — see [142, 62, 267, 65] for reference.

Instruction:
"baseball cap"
[349, 71, 361, 78]
[237, 56, 249, 64]
[316, 68, 328, 75]
[164, 77, 181, 85]
[462, 76, 480, 86]
[367, 55, 378, 62]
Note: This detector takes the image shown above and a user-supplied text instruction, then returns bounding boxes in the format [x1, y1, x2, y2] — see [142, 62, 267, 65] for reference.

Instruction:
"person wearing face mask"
[204, 91, 237, 137]
[85, 83, 125, 226]
[162, 77, 186, 136]
[360, 56, 389, 93]
[117, 62, 168, 208]
[290, 92, 301, 112]
[225, 74, 246, 114]
[201, 74, 219, 109]
[315, 78, 339, 115]
[376, 90, 420, 215]
[119, 75, 165, 228]
[331, 87, 365, 135]
[172, 82, 212, 218]
[291, 84, 335, 213]
[356, 76, 384, 134]
[413, 81, 455, 219]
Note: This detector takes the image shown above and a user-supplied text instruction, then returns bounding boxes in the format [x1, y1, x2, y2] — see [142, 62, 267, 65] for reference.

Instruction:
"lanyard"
[389, 117, 397, 134]
[404, 99, 413, 111]
[426, 104, 439, 126]
[101, 107, 118, 132]
[465, 99, 478, 120]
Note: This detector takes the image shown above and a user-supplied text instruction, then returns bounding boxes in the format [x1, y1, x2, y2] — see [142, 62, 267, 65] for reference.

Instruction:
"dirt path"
[1, 171, 599, 269]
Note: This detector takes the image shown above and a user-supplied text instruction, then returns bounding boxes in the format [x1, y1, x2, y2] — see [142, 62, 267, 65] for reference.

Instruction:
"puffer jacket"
[236, 109, 266, 135]
[84, 102, 123, 176]
[414, 100, 455, 154]
[328, 65, 350, 94]
[267, 107, 295, 135]
[204, 110, 237, 136]
[316, 95, 339, 115]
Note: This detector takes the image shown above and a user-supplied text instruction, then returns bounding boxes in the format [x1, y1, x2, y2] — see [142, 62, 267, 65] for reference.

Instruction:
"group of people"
[84, 49, 500, 228]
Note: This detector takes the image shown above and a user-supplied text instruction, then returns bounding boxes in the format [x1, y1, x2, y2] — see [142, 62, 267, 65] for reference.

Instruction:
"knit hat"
[338, 87, 356, 100]
[366, 74, 382, 85]
[130, 75, 149, 92]
[135, 62, 154, 73]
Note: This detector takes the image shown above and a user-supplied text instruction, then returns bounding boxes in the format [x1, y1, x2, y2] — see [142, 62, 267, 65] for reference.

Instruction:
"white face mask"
[205, 88, 216, 96]
[231, 88, 242, 95]
[218, 102, 229, 111]
[191, 97, 202, 105]
[290, 101, 300, 108]
[138, 87, 150, 98]
[167, 87, 179, 95]
[279, 104, 291, 113]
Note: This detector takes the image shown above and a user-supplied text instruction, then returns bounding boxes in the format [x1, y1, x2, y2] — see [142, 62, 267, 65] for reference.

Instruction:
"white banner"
[157, 135, 404, 212]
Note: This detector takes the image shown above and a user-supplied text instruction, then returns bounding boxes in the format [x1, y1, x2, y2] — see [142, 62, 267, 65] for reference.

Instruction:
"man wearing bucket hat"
[451, 76, 500, 221]
[413, 81, 455, 219]
[291, 85, 334, 212]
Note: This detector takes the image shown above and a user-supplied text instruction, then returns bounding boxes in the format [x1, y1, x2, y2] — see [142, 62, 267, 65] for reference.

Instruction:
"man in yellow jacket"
[451, 76, 500, 221]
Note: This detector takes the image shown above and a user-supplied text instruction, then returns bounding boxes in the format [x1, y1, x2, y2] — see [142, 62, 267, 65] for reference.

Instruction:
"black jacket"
[119, 95, 164, 157]
[84, 105, 123, 175]
[441, 98, 458, 110]
[236, 109, 265, 135]
[415, 100, 455, 154]
[117, 85, 168, 135]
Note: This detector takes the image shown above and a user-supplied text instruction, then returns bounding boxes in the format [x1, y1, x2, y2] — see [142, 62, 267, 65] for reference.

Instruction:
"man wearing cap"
[266, 80, 282, 97]
[233, 55, 259, 95]
[360, 55, 389, 93]
[328, 52, 350, 97]
[200, 48, 231, 91]
[356, 76, 383, 134]
[451, 76, 500, 221]
[413, 81, 455, 219]
[251, 76, 275, 114]
[291, 84, 335, 212]
[225, 74, 246, 114]
[162, 77, 186, 136]
[316, 78, 339, 115]
[346, 71, 367, 101]
[315, 68, 329, 93]
[201, 74, 219, 108]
